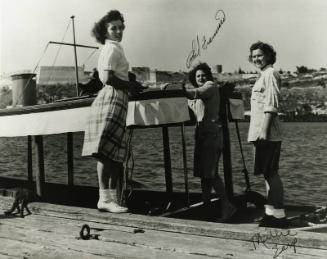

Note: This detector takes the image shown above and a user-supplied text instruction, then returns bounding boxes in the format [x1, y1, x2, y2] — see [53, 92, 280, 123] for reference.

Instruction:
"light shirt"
[188, 81, 220, 123]
[188, 99, 205, 122]
[97, 40, 129, 84]
[248, 65, 282, 142]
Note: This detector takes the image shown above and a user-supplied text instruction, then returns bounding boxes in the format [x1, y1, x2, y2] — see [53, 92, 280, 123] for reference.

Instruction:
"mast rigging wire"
[81, 48, 98, 68]
[46, 18, 72, 84]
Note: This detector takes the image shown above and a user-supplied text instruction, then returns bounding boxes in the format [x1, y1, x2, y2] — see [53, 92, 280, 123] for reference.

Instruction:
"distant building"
[131, 67, 151, 81]
[151, 70, 185, 82]
[132, 67, 186, 83]
[211, 64, 223, 74]
[37, 66, 89, 85]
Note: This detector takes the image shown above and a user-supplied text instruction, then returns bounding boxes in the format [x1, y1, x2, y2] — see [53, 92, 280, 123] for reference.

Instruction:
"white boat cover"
[0, 97, 190, 137]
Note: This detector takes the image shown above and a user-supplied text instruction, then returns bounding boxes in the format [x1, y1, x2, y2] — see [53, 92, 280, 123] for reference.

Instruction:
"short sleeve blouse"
[97, 40, 129, 83]
[247, 65, 282, 142]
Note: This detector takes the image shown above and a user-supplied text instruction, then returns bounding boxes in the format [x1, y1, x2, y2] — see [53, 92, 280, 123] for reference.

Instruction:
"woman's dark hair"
[92, 10, 125, 45]
[188, 62, 214, 87]
[248, 41, 276, 65]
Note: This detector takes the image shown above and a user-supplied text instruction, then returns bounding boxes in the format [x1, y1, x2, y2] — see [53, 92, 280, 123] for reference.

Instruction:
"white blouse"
[97, 40, 129, 84]
[248, 65, 282, 142]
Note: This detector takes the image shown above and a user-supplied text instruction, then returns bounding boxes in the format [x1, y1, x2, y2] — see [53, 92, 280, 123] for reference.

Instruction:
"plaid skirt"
[82, 85, 128, 163]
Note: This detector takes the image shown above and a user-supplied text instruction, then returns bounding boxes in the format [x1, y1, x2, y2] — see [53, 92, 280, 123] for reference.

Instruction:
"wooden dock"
[1, 195, 327, 259]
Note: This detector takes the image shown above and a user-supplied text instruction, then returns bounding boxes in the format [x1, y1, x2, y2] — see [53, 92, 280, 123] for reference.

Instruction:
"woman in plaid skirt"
[82, 10, 144, 213]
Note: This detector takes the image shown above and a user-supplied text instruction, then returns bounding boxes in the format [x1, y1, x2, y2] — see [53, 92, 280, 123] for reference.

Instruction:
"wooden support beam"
[67, 132, 74, 186]
[34, 135, 45, 198]
[162, 126, 173, 195]
[220, 99, 234, 199]
[181, 124, 190, 207]
[27, 135, 33, 182]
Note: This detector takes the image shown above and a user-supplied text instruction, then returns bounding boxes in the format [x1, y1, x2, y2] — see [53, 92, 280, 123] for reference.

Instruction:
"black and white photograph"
[1, 0, 327, 258]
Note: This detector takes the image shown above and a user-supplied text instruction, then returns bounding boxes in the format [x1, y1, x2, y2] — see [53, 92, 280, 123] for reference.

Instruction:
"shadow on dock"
[0, 176, 325, 229]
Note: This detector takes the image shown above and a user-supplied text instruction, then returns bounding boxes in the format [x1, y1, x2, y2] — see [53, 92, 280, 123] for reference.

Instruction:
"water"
[0, 122, 326, 206]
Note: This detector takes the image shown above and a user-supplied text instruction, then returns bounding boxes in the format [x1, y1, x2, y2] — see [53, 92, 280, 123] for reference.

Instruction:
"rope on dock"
[79, 224, 100, 240]
[122, 129, 135, 203]
[79, 224, 91, 240]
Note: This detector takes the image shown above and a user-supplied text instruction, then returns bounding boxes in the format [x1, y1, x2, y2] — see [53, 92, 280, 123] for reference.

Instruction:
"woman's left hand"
[135, 81, 148, 92]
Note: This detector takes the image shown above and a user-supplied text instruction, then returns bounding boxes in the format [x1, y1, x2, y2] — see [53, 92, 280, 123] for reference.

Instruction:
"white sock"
[109, 189, 118, 203]
[265, 204, 286, 218]
[99, 189, 110, 202]
[273, 208, 286, 218]
[265, 204, 274, 216]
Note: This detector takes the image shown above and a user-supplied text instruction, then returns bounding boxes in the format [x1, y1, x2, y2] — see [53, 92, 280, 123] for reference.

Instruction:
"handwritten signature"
[186, 9, 226, 69]
[250, 229, 297, 258]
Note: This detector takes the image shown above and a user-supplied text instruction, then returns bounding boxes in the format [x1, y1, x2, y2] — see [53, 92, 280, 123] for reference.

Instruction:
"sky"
[1, 0, 327, 76]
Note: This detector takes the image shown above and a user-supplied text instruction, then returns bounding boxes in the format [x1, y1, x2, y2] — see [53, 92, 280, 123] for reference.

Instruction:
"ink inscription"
[250, 229, 297, 258]
[186, 10, 226, 68]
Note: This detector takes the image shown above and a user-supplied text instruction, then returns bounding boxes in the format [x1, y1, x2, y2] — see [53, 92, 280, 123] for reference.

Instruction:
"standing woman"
[82, 10, 143, 213]
[184, 62, 236, 222]
[248, 41, 287, 227]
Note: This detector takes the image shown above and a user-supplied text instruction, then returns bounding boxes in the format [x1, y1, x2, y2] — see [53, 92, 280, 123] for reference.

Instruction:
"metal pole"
[49, 41, 99, 50]
[71, 15, 80, 96]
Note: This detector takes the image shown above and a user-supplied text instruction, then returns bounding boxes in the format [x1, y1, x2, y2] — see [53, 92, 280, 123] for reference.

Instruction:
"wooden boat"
[0, 89, 325, 225]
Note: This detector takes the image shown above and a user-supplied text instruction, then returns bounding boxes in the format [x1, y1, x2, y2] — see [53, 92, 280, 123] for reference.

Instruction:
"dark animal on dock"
[4, 188, 34, 218]
[78, 69, 103, 96]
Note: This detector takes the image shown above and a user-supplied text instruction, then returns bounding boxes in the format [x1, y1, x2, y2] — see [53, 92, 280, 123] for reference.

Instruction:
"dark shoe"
[217, 204, 237, 223]
[256, 214, 274, 224]
[259, 216, 289, 229]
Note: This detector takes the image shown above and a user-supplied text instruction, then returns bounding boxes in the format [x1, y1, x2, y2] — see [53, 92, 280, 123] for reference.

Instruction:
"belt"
[197, 119, 221, 126]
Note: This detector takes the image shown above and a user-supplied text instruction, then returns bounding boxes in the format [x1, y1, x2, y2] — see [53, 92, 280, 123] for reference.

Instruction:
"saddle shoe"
[97, 200, 128, 213]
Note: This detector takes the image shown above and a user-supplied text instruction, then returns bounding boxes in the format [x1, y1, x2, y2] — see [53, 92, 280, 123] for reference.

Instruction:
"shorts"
[253, 141, 281, 176]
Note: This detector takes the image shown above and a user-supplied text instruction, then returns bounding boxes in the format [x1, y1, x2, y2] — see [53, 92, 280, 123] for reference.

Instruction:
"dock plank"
[0, 223, 206, 259]
[1, 196, 327, 258]
[1, 212, 231, 259]
[0, 238, 44, 258]
[1, 218, 326, 259]
[2, 198, 325, 250]
[1, 211, 326, 258]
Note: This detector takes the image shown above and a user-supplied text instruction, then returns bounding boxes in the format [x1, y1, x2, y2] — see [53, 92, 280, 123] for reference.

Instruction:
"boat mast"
[71, 15, 79, 96]
[48, 16, 99, 97]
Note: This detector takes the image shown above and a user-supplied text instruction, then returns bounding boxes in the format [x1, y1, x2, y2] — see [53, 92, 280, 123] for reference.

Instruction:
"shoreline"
[242, 115, 327, 123]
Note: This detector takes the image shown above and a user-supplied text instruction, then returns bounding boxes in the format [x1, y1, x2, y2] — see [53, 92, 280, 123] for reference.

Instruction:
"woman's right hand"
[128, 81, 147, 97]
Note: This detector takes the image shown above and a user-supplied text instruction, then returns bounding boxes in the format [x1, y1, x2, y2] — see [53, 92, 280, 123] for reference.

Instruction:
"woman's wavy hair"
[248, 41, 276, 65]
[188, 62, 214, 87]
[92, 10, 125, 45]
